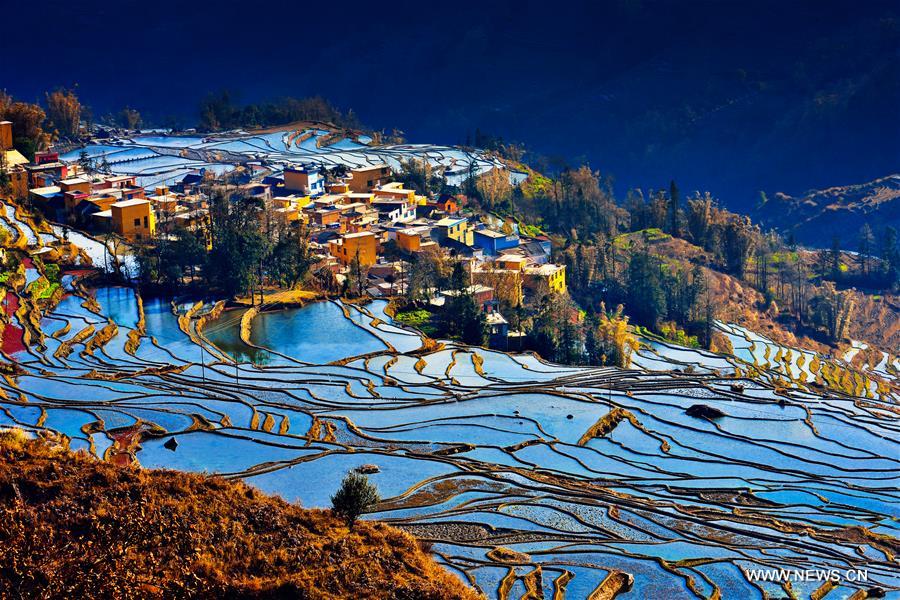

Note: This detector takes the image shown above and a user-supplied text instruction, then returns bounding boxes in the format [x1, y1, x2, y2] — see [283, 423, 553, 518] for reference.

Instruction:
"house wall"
[0, 121, 12, 150]
[111, 202, 155, 241]
[397, 231, 420, 252]
[524, 265, 567, 295]
[348, 165, 391, 192]
[284, 170, 323, 195]
[473, 231, 518, 255]
[330, 233, 377, 266]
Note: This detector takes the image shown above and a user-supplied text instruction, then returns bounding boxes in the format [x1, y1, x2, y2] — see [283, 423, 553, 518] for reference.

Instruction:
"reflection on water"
[2, 287, 897, 598]
[202, 308, 274, 365]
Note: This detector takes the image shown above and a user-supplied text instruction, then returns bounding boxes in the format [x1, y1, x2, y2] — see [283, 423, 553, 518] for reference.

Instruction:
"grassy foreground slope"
[0, 431, 481, 600]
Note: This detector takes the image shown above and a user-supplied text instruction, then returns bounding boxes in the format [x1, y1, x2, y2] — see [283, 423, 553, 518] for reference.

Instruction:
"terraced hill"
[755, 174, 900, 247]
[0, 198, 897, 598]
[61, 126, 526, 191]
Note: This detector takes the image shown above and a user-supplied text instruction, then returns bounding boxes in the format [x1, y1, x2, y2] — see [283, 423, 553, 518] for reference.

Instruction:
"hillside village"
[3, 83, 899, 372]
[1, 119, 567, 349]
[0, 93, 898, 600]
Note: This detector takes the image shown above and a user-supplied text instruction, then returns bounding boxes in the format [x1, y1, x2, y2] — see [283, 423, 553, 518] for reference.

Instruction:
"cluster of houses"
[3, 121, 158, 241]
[2, 119, 568, 346]
[266, 163, 567, 345]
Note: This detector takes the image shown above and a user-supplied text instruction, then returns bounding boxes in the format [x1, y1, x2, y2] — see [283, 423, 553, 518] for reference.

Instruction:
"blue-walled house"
[473, 228, 519, 255]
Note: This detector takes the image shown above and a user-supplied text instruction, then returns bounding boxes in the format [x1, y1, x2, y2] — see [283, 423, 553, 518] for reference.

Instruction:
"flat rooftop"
[112, 198, 150, 208]
[344, 231, 376, 239]
[435, 217, 465, 227]
[475, 229, 509, 239]
[30, 186, 61, 196]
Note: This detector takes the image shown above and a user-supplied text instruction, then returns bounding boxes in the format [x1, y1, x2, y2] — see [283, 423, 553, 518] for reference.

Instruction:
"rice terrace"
[1, 1, 899, 597]
[0, 195, 896, 597]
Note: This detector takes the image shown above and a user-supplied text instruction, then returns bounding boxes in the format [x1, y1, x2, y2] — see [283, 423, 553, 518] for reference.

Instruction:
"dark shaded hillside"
[2, 0, 897, 206]
[754, 174, 900, 247]
[0, 430, 481, 600]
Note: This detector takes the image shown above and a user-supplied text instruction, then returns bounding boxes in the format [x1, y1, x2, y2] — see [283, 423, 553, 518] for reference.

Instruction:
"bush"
[44, 263, 60, 283]
[395, 308, 432, 327]
[331, 471, 380, 527]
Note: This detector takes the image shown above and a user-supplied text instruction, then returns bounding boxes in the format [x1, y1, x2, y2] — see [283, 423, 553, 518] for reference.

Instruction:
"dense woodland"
[196, 91, 364, 132]
[135, 185, 314, 301]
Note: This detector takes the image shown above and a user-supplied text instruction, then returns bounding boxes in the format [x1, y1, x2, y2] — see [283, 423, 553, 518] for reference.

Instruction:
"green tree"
[440, 262, 487, 346]
[830, 235, 842, 281]
[331, 471, 380, 528]
[857, 223, 874, 277]
[687, 193, 713, 247]
[722, 217, 756, 279]
[668, 180, 680, 236]
[206, 192, 270, 297]
[626, 249, 665, 329]
[77, 149, 95, 175]
[347, 249, 369, 298]
[117, 107, 143, 130]
[269, 229, 312, 287]
[879, 226, 899, 287]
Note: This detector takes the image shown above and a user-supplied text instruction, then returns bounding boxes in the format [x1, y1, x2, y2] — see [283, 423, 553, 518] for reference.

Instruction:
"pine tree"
[830, 236, 841, 281]
[857, 224, 874, 277]
[668, 180, 680, 236]
[331, 471, 380, 528]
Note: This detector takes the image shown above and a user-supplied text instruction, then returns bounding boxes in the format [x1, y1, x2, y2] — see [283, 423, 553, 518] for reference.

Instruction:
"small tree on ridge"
[331, 471, 380, 528]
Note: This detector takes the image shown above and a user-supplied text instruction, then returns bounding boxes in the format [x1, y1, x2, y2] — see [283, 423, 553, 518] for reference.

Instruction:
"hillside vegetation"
[452, 160, 900, 365]
[0, 430, 480, 600]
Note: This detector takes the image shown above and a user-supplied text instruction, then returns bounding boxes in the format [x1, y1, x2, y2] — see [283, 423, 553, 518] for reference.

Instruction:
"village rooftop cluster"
[1, 120, 567, 347]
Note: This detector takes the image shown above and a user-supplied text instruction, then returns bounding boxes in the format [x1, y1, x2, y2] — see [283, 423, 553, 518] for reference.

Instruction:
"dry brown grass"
[0, 432, 482, 600]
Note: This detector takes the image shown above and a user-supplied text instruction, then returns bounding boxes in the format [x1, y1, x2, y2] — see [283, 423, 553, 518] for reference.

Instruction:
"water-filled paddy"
[3, 287, 897, 598]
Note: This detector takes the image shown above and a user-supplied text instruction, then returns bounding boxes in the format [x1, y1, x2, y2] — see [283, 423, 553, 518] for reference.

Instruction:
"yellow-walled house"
[1, 121, 29, 199]
[274, 194, 312, 211]
[434, 217, 473, 246]
[524, 263, 567, 294]
[110, 198, 155, 241]
[329, 231, 377, 266]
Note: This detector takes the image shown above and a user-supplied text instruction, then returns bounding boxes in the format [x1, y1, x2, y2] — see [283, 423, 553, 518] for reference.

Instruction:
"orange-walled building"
[396, 229, 420, 252]
[329, 231, 377, 266]
[348, 164, 391, 193]
[0, 121, 12, 150]
[111, 198, 155, 241]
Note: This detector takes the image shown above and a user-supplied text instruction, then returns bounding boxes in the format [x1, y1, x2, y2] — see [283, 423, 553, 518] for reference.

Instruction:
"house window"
[133, 218, 141, 227]
[143, 216, 148, 228]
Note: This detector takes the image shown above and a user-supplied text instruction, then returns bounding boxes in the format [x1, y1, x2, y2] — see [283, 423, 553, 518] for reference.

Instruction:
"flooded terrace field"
[61, 128, 528, 189]
[1, 281, 898, 599]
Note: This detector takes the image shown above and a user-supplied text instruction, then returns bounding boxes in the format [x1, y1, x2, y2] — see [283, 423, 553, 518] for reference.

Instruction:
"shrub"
[44, 263, 60, 283]
[331, 471, 380, 527]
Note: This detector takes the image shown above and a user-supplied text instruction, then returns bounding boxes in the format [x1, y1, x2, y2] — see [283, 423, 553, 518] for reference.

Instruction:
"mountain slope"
[755, 174, 900, 246]
[0, 430, 481, 600]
